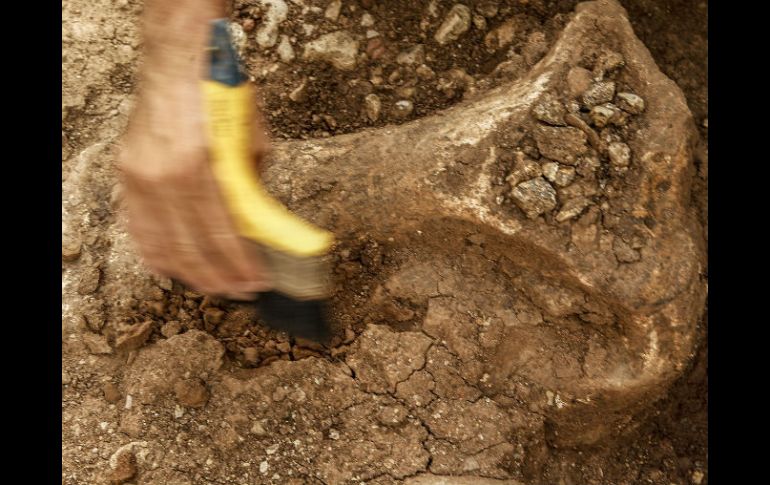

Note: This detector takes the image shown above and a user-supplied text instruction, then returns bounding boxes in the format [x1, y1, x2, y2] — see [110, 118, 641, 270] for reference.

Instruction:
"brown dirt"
[62, 1, 707, 484]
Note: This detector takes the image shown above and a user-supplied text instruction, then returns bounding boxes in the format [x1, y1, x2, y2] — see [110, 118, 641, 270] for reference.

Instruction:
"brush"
[201, 19, 334, 344]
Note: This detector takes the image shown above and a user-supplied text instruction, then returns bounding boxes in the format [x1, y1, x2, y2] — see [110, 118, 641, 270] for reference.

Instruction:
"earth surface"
[61, 1, 707, 484]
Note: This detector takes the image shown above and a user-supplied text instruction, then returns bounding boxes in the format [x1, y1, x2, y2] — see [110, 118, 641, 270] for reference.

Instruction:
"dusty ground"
[62, 1, 707, 484]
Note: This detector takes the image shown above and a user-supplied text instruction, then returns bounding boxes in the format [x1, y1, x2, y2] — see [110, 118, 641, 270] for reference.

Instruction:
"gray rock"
[511, 177, 557, 218]
[364, 94, 382, 122]
[615, 92, 645, 115]
[303, 31, 359, 71]
[581, 81, 616, 108]
[434, 4, 472, 45]
[533, 97, 566, 126]
[608, 142, 631, 168]
[533, 125, 588, 165]
[396, 44, 425, 66]
[393, 100, 414, 118]
[555, 197, 591, 222]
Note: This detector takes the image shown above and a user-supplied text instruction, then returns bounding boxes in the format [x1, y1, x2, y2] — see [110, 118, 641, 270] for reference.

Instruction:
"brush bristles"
[257, 291, 331, 344]
[261, 246, 331, 301]
[245, 243, 332, 344]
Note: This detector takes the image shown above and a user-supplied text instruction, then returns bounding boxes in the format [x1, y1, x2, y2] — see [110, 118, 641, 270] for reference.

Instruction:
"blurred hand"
[118, 74, 272, 300]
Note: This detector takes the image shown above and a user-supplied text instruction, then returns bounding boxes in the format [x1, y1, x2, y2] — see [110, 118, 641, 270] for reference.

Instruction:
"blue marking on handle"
[208, 19, 248, 86]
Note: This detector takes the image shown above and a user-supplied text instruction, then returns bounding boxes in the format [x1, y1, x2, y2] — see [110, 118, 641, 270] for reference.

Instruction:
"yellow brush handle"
[201, 80, 334, 258]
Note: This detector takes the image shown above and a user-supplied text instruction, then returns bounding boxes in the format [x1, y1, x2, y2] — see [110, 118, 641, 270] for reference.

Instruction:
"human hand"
[118, 67, 272, 300]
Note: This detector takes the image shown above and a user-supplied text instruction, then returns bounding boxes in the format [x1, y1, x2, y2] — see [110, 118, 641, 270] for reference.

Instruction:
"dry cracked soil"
[62, 0, 707, 484]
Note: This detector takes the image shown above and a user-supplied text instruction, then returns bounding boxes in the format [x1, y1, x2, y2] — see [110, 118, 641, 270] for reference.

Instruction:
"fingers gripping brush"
[202, 19, 334, 343]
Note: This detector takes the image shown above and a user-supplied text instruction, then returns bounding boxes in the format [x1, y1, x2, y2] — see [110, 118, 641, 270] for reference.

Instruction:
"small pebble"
[62, 237, 82, 262]
[416, 64, 435, 80]
[434, 4, 472, 45]
[608, 142, 631, 168]
[510, 177, 557, 219]
[472, 14, 487, 31]
[615, 92, 645, 115]
[396, 44, 425, 66]
[251, 421, 267, 436]
[360, 13, 374, 27]
[589, 103, 620, 128]
[555, 197, 591, 222]
[364, 93, 382, 122]
[276, 35, 295, 63]
[691, 470, 704, 485]
[324, 0, 341, 21]
[289, 80, 308, 103]
[393, 100, 414, 118]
